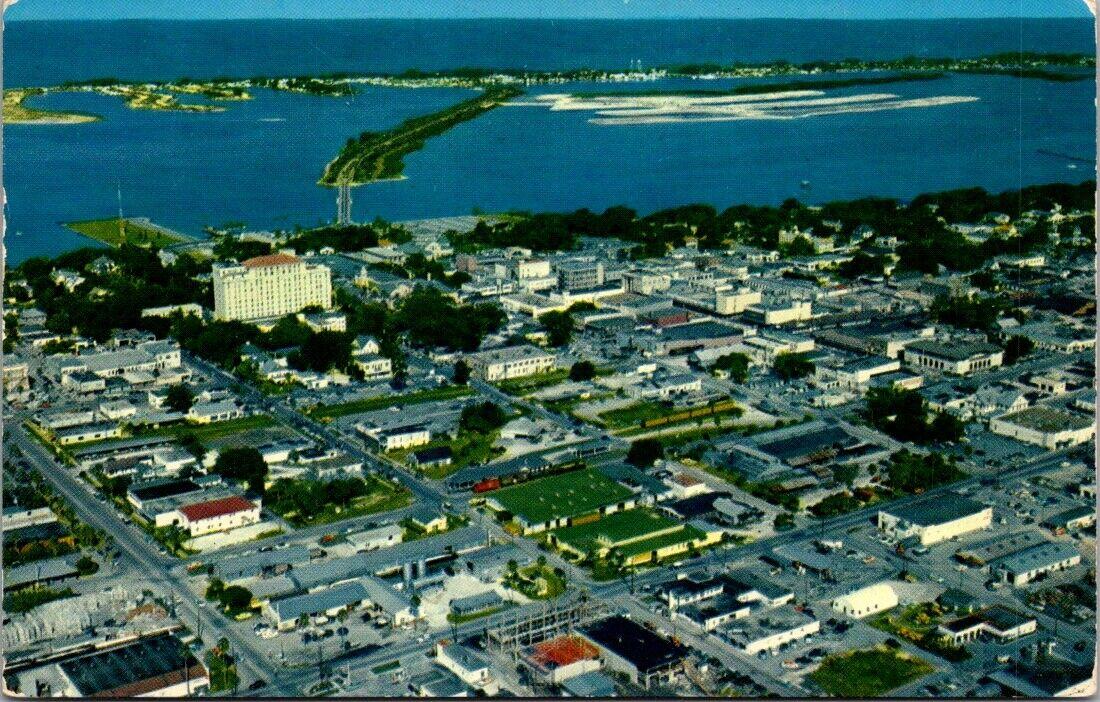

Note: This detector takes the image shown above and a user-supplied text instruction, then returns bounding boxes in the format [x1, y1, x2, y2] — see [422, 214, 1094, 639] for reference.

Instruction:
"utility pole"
[116, 182, 126, 241]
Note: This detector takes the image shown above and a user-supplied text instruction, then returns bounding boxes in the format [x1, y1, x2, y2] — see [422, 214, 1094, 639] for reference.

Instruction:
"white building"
[877, 494, 992, 546]
[212, 253, 332, 322]
[464, 345, 555, 382]
[831, 583, 899, 619]
[744, 299, 813, 326]
[358, 423, 431, 451]
[172, 495, 260, 537]
[992, 542, 1082, 586]
[436, 644, 497, 694]
[989, 406, 1096, 449]
[904, 340, 1003, 376]
[728, 607, 821, 655]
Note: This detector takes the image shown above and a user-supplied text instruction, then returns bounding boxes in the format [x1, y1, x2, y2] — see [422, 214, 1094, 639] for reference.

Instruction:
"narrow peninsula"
[319, 85, 524, 186]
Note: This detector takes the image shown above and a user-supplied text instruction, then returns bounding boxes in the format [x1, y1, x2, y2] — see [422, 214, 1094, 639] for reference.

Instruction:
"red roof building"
[176, 496, 259, 536]
[523, 635, 601, 683]
[241, 253, 301, 268]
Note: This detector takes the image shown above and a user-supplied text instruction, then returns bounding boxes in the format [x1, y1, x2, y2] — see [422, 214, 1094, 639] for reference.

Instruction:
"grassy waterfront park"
[66, 217, 194, 248]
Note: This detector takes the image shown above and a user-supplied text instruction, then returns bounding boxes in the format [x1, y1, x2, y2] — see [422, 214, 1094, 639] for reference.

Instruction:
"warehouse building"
[989, 406, 1095, 449]
[13, 634, 208, 698]
[991, 541, 1082, 586]
[579, 616, 687, 689]
[877, 493, 992, 546]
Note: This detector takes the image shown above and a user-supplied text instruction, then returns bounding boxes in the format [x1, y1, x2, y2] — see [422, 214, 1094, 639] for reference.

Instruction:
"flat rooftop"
[581, 615, 686, 674]
[58, 634, 204, 697]
[999, 406, 1094, 432]
[883, 493, 988, 527]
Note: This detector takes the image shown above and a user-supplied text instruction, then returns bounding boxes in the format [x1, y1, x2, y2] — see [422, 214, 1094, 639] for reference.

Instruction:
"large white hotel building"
[212, 253, 333, 321]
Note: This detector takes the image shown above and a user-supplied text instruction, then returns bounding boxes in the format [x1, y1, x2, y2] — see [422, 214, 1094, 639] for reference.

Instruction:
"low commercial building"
[1042, 505, 1097, 534]
[989, 406, 1095, 449]
[522, 635, 602, 684]
[2, 505, 57, 531]
[435, 643, 496, 695]
[743, 299, 813, 326]
[263, 581, 371, 631]
[678, 594, 752, 631]
[937, 606, 1037, 645]
[450, 591, 504, 619]
[212, 545, 312, 582]
[987, 659, 1095, 697]
[53, 339, 182, 381]
[903, 340, 1003, 375]
[580, 616, 687, 689]
[463, 345, 556, 381]
[172, 495, 261, 537]
[55, 422, 124, 446]
[831, 583, 899, 619]
[6, 556, 82, 591]
[877, 493, 993, 546]
[359, 423, 432, 452]
[725, 606, 821, 655]
[991, 541, 1082, 586]
[20, 634, 208, 698]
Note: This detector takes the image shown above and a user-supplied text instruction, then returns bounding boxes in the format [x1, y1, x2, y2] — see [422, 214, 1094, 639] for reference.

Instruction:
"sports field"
[551, 508, 680, 554]
[488, 468, 633, 526]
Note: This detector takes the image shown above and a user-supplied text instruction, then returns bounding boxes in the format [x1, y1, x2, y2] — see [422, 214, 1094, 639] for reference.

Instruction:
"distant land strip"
[571, 72, 947, 98]
[5, 51, 1092, 125]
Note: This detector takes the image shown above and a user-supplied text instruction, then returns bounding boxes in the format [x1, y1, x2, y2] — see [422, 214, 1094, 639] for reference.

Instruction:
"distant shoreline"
[4, 51, 1092, 124]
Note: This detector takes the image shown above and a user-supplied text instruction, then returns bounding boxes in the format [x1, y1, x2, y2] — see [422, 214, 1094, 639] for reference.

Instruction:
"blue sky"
[5, 0, 1092, 20]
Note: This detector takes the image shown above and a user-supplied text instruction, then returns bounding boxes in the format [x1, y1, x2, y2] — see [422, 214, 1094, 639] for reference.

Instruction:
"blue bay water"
[3, 19, 1095, 263]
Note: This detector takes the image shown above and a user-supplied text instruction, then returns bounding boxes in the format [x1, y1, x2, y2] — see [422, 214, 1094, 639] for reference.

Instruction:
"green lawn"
[810, 647, 934, 697]
[489, 468, 634, 526]
[136, 415, 276, 443]
[868, 602, 972, 662]
[494, 368, 570, 396]
[597, 401, 670, 428]
[600, 399, 744, 434]
[269, 475, 412, 528]
[66, 218, 191, 248]
[446, 602, 513, 624]
[615, 524, 707, 559]
[551, 509, 681, 554]
[4, 585, 77, 614]
[308, 385, 473, 420]
[505, 563, 568, 600]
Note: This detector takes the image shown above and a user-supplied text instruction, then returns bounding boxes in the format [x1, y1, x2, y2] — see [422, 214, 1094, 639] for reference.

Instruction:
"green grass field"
[66, 218, 191, 249]
[810, 647, 934, 697]
[551, 508, 680, 553]
[489, 468, 634, 526]
[494, 368, 570, 396]
[308, 385, 473, 420]
[136, 415, 276, 443]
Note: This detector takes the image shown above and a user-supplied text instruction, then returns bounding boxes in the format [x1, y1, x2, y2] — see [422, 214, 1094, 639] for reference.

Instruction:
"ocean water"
[3, 19, 1095, 263]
